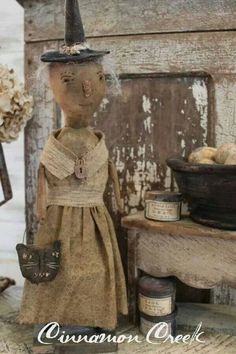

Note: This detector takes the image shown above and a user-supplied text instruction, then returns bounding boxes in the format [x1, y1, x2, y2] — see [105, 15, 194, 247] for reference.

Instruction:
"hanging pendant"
[75, 157, 87, 179]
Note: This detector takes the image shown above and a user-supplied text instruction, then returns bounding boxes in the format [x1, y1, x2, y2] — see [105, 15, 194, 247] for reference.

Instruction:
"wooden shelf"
[122, 212, 236, 241]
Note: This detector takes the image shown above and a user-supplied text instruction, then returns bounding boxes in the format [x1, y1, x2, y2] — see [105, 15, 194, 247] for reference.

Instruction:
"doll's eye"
[61, 77, 74, 84]
[97, 71, 104, 81]
[60, 72, 75, 84]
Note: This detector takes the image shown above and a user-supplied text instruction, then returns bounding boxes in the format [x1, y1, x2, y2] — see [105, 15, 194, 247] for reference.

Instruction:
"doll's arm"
[108, 159, 124, 214]
[36, 163, 47, 223]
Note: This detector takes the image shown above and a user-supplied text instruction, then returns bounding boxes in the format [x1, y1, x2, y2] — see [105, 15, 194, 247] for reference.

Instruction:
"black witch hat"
[41, 0, 109, 63]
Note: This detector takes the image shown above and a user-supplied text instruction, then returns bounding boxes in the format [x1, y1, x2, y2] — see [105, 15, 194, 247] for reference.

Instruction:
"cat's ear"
[16, 244, 28, 253]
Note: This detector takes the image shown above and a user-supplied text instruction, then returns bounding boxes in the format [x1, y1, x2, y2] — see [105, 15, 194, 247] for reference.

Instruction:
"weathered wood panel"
[211, 285, 236, 306]
[94, 75, 210, 215]
[213, 75, 236, 146]
[24, 41, 61, 244]
[86, 32, 236, 75]
[21, 0, 236, 42]
[211, 75, 236, 304]
[92, 75, 209, 272]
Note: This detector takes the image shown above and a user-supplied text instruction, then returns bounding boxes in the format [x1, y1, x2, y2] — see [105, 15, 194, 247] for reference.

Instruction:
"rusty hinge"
[0, 143, 13, 206]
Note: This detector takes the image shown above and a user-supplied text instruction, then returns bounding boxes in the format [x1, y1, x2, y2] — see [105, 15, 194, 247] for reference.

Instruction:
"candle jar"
[140, 310, 177, 338]
[145, 191, 182, 222]
[139, 276, 176, 317]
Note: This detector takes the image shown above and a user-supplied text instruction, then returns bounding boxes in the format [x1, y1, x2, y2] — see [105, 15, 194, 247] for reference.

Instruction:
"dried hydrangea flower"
[0, 65, 33, 143]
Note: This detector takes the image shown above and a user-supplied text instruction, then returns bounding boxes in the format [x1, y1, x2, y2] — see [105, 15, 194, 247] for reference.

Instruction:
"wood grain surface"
[136, 229, 236, 289]
[20, 0, 236, 42]
[122, 213, 236, 241]
[84, 32, 236, 75]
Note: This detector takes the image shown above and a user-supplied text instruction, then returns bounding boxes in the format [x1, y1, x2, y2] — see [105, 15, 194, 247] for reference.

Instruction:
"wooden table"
[122, 213, 236, 324]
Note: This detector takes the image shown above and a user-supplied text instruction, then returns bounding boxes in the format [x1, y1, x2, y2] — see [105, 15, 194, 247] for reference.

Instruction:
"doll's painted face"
[49, 61, 106, 126]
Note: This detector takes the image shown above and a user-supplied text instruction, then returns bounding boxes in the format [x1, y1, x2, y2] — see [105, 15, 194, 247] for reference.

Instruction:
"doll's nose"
[82, 80, 93, 98]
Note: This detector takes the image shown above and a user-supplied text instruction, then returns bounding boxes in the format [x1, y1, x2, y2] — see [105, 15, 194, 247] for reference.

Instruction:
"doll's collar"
[51, 127, 105, 158]
[41, 128, 108, 180]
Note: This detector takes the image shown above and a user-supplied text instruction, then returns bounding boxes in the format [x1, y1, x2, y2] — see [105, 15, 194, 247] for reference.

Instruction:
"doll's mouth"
[79, 103, 91, 107]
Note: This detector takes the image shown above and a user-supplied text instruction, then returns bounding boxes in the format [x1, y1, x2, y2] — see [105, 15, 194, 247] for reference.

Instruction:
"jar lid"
[139, 276, 176, 297]
[145, 190, 182, 202]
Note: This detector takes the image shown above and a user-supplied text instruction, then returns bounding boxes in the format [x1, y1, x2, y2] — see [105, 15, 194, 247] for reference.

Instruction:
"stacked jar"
[138, 275, 177, 338]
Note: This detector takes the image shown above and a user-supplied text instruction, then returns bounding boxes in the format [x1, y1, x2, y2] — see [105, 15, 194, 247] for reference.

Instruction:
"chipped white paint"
[99, 97, 109, 111]
[142, 95, 151, 113]
[136, 159, 145, 171]
[144, 116, 152, 133]
[214, 76, 236, 146]
[181, 109, 185, 114]
[128, 192, 139, 208]
[164, 167, 172, 189]
[114, 140, 160, 212]
[137, 144, 146, 158]
[113, 146, 125, 173]
[181, 138, 186, 150]
[146, 161, 158, 183]
[124, 158, 159, 211]
[191, 79, 208, 142]
[129, 147, 134, 159]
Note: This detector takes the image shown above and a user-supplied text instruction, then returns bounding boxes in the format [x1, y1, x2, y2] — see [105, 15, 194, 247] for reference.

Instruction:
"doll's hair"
[95, 56, 122, 96]
[35, 56, 121, 97]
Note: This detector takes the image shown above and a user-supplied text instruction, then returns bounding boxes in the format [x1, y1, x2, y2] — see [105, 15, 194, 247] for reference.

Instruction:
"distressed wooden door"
[20, 0, 236, 304]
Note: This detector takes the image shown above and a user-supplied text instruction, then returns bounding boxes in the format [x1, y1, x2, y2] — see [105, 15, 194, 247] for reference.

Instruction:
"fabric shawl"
[40, 130, 108, 180]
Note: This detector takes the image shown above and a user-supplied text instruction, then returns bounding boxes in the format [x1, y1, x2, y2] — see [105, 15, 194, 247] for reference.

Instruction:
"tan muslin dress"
[19, 128, 128, 330]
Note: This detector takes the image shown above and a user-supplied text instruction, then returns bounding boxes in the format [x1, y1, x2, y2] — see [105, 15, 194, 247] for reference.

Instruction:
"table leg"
[127, 230, 139, 325]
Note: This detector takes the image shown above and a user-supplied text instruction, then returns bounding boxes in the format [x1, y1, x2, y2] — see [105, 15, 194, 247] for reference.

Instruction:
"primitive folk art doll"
[19, 0, 128, 333]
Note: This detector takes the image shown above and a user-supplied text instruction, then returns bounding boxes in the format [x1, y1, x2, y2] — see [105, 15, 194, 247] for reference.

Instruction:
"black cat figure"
[16, 241, 61, 285]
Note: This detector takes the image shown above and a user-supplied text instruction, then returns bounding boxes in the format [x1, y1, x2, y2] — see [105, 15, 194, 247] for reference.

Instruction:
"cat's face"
[16, 241, 61, 284]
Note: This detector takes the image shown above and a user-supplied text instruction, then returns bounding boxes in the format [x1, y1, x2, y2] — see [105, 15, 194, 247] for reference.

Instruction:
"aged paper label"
[139, 294, 172, 316]
[145, 200, 181, 221]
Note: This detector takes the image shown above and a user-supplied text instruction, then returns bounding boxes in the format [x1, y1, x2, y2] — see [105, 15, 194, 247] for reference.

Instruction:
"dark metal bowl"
[166, 158, 236, 230]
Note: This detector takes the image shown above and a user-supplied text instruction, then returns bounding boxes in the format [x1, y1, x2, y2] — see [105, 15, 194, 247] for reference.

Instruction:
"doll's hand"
[117, 201, 124, 215]
[117, 200, 128, 216]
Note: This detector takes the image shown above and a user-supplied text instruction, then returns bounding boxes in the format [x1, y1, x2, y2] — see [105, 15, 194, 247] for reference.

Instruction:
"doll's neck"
[64, 113, 92, 129]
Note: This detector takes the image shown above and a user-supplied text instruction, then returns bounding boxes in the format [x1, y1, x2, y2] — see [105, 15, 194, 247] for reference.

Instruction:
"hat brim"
[41, 49, 110, 63]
